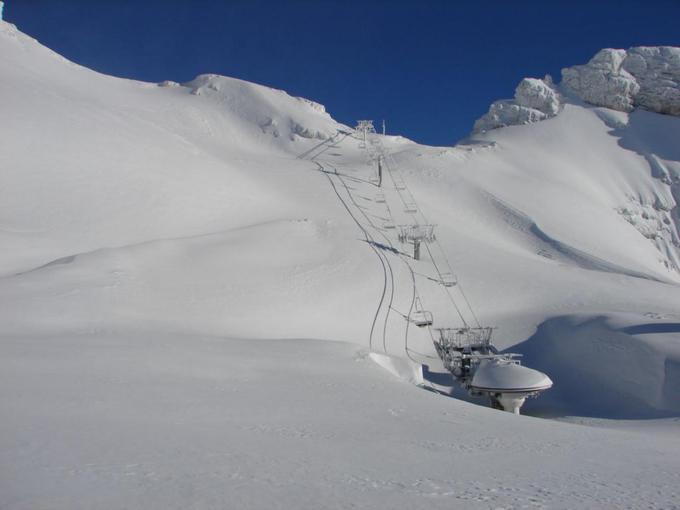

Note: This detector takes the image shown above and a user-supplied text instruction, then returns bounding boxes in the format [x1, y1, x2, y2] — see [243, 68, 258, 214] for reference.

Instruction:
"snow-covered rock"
[474, 76, 561, 132]
[473, 101, 547, 133]
[475, 46, 679, 133]
[561, 49, 640, 112]
[561, 46, 680, 115]
[515, 76, 561, 115]
[624, 46, 680, 116]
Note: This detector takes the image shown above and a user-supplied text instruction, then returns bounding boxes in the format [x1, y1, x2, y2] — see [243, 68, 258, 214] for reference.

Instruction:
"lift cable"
[379, 143, 482, 329]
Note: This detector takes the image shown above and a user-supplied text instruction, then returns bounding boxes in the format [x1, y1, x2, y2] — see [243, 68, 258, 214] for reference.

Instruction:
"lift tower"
[397, 224, 436, 260]
[355, 120, 376, 149]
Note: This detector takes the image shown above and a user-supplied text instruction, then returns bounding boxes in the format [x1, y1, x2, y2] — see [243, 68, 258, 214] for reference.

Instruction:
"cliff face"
[473, 76, 561, 132]
[474, 46, 680, 133]
[563, 46, 680, 116]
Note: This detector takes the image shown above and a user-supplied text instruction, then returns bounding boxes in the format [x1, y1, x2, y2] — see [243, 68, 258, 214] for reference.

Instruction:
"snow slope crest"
[184, 74, 338, 141]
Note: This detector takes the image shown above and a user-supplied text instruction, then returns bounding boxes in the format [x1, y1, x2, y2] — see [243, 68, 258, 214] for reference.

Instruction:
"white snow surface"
[2, 21, 680, 509]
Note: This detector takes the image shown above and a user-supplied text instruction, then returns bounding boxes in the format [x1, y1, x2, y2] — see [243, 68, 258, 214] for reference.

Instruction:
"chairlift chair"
[409, 298, 433, 327]
[411, 310, 434, 327]
[439, 272, 457, 287]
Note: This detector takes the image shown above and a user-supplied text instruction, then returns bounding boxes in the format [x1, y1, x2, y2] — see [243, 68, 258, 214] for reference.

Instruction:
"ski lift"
[409, 298, 433, 327]
[439, 272, 457, 287]
[404, 202, 418, 213]
[397, 224, 436, 244]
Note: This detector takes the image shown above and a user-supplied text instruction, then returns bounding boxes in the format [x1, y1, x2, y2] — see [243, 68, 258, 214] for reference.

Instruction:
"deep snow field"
[1, 21, 680, 509]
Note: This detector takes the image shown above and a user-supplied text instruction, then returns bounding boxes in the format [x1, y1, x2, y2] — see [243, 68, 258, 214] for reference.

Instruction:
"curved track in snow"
[305, 132, 440, 364]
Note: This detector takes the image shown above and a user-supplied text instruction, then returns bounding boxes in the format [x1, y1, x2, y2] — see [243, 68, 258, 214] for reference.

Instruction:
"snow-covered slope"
[1, 20, 680, 509]
[0, 21, 342, 274]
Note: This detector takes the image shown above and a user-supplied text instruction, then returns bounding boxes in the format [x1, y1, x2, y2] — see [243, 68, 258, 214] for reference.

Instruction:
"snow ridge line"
[6, 220, 304, 279]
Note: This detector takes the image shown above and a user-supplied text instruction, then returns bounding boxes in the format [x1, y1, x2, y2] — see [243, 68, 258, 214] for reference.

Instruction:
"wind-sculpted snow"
[516, 314, 680, 417]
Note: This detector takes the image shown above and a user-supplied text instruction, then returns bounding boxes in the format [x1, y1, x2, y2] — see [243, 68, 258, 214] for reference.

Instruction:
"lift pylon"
[355, 120, 376, 149]
[397, 224, 436, 260]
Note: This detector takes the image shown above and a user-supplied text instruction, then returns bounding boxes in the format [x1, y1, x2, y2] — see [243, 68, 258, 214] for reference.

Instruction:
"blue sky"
[5, 0, 680, 146]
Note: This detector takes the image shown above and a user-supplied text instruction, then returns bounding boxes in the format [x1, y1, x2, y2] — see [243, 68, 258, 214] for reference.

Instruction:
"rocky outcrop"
[473, 46, 680, 133]
[561, 46, 680, 116]
[474, 76, 561, 132]
[561, 49, 640, 112]
[623, 46, 680, 116]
